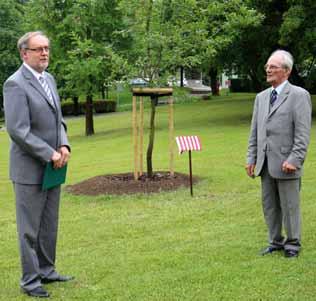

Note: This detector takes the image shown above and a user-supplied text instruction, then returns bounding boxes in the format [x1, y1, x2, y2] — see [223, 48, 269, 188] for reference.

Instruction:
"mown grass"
[1, 92, 316, 300]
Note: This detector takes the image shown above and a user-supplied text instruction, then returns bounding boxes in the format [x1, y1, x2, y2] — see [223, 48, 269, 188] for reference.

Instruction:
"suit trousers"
[260, 163, 301, 251]
[14, 183, 61, 291]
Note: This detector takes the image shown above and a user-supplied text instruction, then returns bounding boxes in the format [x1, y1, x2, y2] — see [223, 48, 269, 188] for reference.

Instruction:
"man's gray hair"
[270, 50, 294, 71]
[17, 31, 49, 50]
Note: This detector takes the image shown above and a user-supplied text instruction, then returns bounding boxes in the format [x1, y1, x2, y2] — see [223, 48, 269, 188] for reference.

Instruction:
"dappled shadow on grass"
[69, 127, 131, 142]
[66, 172, 200, 196]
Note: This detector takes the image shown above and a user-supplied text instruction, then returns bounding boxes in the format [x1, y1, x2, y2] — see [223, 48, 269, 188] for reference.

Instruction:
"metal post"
[189, 150, 193, 196]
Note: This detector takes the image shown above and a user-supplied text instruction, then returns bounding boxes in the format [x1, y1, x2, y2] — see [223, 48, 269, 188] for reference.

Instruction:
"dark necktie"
[270, 89, 277, 106]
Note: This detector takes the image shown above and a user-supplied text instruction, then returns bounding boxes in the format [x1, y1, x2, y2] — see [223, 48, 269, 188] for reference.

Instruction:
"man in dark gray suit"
[3, 31, 73, 298]
[246, 50, 311, 258]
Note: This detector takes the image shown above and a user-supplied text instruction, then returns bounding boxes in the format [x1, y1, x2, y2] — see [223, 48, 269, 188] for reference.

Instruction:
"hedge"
[229, 79, 255, 92]
[61, 100, 116, 116]
[94, 100, 116, 113]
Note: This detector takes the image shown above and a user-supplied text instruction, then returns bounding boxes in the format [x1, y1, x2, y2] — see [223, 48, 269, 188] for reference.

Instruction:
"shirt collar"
[23, 62, 45, 81]
[272, 80, 288, 95]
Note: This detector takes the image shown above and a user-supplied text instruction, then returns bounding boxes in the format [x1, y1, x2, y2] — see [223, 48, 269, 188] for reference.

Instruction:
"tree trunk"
[209, 67, 219, 96]
[72, 96, 79, 116]
[180, 66, 184, 87]
[146, 96, 157, 178]
[85, 94, 95, 136]
[249, 69, 263, 92]
[290, 66, 305, 88]
[101, 85, 105, 99]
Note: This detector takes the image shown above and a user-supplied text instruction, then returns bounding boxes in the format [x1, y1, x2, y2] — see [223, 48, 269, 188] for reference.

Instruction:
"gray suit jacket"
[3, 65, 69, 184]
[247, 82, 311, 179]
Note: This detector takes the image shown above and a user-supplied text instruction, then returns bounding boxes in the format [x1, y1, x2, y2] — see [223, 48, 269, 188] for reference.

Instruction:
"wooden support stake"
[168, 96, 174, 176]
[132, 95, 138, 180]
[189, 150, 193, 196]
[139, 96, 144, 176]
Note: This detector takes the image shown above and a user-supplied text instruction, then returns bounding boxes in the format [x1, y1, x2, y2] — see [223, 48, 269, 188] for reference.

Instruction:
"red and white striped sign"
[175, 136, 201, 154]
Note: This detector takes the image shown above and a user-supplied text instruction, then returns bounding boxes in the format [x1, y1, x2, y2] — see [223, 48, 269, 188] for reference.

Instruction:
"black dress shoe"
[284, 249, 299, 258]
[42, 275, 74, 284]
[24, 286, 50, 298]
[260, 245, 283, 256]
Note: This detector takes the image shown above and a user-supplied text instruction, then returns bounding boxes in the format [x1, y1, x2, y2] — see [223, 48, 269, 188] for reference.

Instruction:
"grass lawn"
[1, 92, 316, 300]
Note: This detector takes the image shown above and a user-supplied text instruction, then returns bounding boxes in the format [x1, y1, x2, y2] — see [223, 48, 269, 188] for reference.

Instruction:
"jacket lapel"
[268, 82, 290, 117]
[263, 89, 270, 120]
[21, 66, 56, 112]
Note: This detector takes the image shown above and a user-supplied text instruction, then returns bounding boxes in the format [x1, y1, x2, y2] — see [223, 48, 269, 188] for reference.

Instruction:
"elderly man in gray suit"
[246, 50, 312, 258]
[3, 31, 73, 298]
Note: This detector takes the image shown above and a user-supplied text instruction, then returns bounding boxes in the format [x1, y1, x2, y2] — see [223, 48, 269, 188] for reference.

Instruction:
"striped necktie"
[270, 89, 277, 106]
[39, 76, 54, 105]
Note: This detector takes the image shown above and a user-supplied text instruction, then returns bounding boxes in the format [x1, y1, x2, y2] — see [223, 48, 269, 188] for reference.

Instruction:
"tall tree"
[121, 0, 262, 88]
[23, 0, 80, 104]
[24, 0, 130, 135]
[196, 0, 263, 94]
[120, 0, 262, 175]
[279, 0, 316, 91]
[232, 0, 288, 91]
[0, 0, 24, 107]
[220, 0, 316, 92]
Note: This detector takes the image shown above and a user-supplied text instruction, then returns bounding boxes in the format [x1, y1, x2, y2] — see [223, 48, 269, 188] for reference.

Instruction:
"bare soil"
[66, 171, 199, 196]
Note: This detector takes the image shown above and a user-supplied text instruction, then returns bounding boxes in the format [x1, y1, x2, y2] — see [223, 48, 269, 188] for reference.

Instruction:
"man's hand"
[282, 161, 297, 174]
[51, 151, 62, 168]
[51, 147, 70, 169]
[57, 146, 70, 168]
[245, 164, 256, 178]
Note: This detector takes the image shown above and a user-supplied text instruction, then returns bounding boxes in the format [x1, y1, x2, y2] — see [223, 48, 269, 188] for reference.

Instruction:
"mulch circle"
[66, 171, 200, 196]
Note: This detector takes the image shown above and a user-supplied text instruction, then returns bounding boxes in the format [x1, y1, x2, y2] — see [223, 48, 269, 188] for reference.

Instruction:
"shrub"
[94, 100, 116, 113]
[105, 100, 116, 112]
[229, 79, 255, 92]
[94, 100, 107, 113]
[79, 103, 86, 114]
[61, 103, 75, 116]
[61, 100, 117, 116]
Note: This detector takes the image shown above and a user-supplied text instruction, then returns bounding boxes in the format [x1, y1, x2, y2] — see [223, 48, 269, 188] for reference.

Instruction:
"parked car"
[167, 77, 188, 87]
[130, 78, 148, 86]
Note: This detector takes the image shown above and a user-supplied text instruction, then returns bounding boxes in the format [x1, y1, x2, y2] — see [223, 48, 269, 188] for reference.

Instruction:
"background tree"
[119, 0, 262, 176]
[24, 0, 130, 135]
[0, 0, 24, 108]
[197, 0, 263, 95]
[4, 0, 314, 113]
[220, 0, 316, 92]
[121, 0, 262, 90]
[24, 0, 81, 112]
[279, 0, 316, 92]
[222, 0, 289, 92]
[65, 0, 130, 135]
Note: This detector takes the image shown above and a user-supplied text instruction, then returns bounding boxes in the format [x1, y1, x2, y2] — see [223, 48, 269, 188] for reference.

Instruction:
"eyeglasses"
[264, 64, 283, 71]
[25, 46, 50, 53]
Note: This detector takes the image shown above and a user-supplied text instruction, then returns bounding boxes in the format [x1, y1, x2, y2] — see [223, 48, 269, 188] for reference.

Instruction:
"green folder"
[42, 162, 68, 191]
